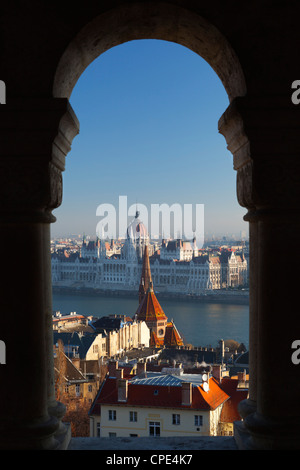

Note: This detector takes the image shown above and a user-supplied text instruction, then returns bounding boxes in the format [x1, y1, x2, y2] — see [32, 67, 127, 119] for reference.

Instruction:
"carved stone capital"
[218, 98, 251, 171]
[0, 159, 63, 222]
[0, 98, 79, 222]
[219, 96, 300, 213]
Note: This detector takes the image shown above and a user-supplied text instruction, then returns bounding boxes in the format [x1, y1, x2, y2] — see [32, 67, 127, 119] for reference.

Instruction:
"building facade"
[51, 213, 247, 294]
[86, 315, 151, 359]
[89, 361, 230, 438]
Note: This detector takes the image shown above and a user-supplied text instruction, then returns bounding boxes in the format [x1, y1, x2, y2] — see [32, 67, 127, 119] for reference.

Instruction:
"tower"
[138, 244, 152, 304]
[135, 244, 168, 346]
[135, 239, 184, 348]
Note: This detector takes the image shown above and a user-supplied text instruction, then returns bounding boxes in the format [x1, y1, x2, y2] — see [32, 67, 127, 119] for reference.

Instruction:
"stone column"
[219, 95, 300, 449]
[218, 98, 258, 419]
[0, 98, 79, 449]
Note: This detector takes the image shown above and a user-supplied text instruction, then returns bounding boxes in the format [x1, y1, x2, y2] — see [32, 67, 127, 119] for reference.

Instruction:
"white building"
[89, 361, 231, 438]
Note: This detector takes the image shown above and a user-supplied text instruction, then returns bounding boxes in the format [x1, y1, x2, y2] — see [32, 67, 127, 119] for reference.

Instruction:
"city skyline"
[51, 39, 248, 239]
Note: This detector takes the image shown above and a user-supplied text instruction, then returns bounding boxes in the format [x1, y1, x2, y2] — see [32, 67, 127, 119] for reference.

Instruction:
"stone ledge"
[68, 436, 237, 450]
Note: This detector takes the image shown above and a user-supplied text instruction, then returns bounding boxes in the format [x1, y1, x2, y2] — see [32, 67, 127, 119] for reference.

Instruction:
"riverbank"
[52, 286, 249, 305]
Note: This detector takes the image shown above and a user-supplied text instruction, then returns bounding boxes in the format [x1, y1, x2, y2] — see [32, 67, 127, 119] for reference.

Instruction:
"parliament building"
[52, 212, 248, 295]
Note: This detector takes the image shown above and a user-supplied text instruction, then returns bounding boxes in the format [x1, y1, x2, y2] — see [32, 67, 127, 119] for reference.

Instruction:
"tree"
[62, 397, 90, 437]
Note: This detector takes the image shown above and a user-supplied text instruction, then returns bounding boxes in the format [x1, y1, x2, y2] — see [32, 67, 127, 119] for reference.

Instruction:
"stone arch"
[53, 2, 246, 102]
[50, 5, 255, 447]
[1, 1, 299, 451]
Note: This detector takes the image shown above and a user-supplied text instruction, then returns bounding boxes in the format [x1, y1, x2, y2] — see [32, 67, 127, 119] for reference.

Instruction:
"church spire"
[138, 244, 152, 304]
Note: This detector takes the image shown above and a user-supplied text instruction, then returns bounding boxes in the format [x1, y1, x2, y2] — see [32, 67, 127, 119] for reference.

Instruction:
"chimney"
[118, 378, 128, 402]
[237, 370, 246, 383]
[137, 361, 147, 376]
[108, 360, 118, 377]
[212, 365, 221, 382]
[219, 339, 225, 363]
[181, 382, 192, 406]
[115, 368, 124, 379]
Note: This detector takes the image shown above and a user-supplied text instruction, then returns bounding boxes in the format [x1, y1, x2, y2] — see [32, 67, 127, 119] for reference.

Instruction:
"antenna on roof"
[135, 199, 140, 218]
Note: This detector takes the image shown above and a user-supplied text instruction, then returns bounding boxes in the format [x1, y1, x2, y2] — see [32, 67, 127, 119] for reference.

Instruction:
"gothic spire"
[138, 244, 152, 304]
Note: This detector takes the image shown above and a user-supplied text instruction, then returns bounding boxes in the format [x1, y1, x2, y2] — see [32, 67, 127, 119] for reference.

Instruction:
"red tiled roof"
[135, 290, 168, 323]
[219, 378, 248, 423]
[53, 314, 86, 322]
[149, 330, 164, 348]
[164, 321, 184, 347]
[92, 376, 229, 412]
[194, 377, 230, 411]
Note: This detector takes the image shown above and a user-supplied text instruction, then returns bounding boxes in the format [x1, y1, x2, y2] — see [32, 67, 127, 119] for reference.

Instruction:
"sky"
[51, 39, 248, 241]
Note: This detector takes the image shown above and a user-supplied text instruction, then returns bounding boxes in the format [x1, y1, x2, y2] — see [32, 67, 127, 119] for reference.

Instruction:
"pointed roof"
[164, 320, 184, 347]
[138, 244, 153, 304]
[149, 330, 164, 348]
[135, 284, 168, 324]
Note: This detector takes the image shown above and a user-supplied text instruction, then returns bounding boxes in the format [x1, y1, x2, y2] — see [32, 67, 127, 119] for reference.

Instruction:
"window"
[194, 415, 203, 426]
[88, 385, 92, 392]
[109, 410, 116, 421]
[109, 432, 117, 437]
[96, 422, 100, 437]
[172, 414, 180, 425]
[130, 411, 137, 422]
[149, 421, 160, 437]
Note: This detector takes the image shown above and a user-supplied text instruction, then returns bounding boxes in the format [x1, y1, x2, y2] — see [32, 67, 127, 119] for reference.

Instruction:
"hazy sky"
[51, 39, 248, 240]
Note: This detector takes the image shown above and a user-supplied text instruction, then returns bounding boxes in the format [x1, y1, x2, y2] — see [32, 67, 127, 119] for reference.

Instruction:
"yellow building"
[86, 317, 150, 360]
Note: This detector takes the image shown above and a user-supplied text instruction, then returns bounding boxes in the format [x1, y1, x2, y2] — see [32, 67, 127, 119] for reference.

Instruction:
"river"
[52, 292, 249, 349]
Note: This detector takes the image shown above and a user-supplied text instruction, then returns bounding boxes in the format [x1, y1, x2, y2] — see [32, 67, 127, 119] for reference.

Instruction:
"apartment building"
[89, 361, 236, 438]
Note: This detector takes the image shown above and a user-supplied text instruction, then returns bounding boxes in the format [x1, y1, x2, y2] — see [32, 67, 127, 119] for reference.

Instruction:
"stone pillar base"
[0, 416, 58, 450]
[238, 398, 256, 419]
[234, 421, 253, 450]
[0, 418, 71, 450]
[235, 413, 300, 450]
[48, 400, 71, 450]
[54, 422, 72, 450]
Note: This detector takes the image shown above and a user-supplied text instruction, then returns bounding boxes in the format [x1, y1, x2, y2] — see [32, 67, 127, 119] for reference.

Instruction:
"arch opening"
[51, 41, 247, 354]
[53, 3, 246, 102]
[50, 4, 250, 442]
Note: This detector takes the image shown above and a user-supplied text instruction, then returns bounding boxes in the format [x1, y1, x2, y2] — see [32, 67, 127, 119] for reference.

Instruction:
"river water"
[52, 293, 249, 349]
